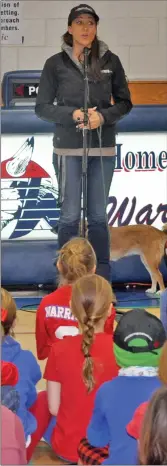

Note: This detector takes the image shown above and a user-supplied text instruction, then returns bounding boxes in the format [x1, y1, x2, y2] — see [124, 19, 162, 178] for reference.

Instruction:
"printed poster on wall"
[1, 1, 23, 45]
[1, 132, 167, 241]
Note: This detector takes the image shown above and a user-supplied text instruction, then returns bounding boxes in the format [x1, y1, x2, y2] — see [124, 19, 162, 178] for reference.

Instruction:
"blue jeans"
[57, 155, 116, 281]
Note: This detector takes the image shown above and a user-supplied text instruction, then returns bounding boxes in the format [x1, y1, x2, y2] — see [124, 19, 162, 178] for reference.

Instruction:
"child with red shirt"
[36, 237, 116, 360]
[43, 274, 119, 463]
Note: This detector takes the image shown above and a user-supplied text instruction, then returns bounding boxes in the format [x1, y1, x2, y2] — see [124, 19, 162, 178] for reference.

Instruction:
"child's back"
[81, 309, 166, 466]
[88, 376, 161, 465]
[36, 238, 116, 360]
[36, 284, 115, 359]
[44, 333, 118, 461]
[36, 284, 76, 359]
[44, 274, 118, 462]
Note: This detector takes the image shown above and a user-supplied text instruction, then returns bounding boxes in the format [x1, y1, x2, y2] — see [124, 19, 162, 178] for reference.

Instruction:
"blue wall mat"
[2, 240, 56, 286]
[2, 240, 167, 287]
[2, 105, 167, 134]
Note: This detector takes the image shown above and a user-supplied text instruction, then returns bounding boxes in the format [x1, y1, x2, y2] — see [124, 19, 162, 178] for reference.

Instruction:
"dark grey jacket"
[35, 41, 132, 150]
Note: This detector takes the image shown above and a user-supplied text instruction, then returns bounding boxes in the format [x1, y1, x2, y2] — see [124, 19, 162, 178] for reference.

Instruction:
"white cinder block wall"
[1, 0, 167, 80]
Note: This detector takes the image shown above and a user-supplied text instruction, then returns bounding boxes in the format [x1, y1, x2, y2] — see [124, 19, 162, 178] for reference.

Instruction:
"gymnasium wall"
[1, 0, 167, 81]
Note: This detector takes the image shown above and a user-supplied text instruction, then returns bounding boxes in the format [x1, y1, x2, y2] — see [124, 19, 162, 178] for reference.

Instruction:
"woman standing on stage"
[35, 3, 132, 281]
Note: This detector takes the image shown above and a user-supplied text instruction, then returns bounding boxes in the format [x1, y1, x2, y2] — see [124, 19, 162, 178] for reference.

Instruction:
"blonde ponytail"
[58, 237, 96, 285]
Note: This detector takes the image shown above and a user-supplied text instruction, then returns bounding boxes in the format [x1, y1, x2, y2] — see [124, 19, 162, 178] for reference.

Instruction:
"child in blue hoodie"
[1, 289, 41, 445]
[78, 309, 166, 465]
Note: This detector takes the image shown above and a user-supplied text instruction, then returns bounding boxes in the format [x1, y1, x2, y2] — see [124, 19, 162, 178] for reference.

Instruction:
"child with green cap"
[78, 309, 166, 465]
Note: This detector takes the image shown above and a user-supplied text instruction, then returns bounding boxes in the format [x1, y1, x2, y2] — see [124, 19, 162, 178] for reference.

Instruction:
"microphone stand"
[80, 47, 89, 238]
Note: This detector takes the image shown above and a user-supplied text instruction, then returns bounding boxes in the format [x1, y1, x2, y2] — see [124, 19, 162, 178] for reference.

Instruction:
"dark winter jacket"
[35, 41, 132, 153]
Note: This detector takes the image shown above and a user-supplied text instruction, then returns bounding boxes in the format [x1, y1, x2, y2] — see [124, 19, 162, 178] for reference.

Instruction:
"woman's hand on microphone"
[88, 111, 104, 129]
[73, 107, 97, 125]
[78, 109, 104, 129]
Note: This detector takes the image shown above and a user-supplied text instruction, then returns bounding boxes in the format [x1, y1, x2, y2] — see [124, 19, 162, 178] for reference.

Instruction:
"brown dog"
[109, 224, 167, 294]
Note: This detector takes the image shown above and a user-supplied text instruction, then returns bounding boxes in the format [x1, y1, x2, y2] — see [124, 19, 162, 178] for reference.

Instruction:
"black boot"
[58, 222, 79, 248]
[88, 222, 111, 282]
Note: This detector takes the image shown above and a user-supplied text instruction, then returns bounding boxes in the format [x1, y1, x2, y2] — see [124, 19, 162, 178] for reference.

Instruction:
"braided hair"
[71, 274, 116, 392]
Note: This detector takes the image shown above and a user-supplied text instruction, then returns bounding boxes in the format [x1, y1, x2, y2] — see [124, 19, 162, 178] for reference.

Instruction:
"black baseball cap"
[68, 4, 99, 26]
[114, 309, 166, 353]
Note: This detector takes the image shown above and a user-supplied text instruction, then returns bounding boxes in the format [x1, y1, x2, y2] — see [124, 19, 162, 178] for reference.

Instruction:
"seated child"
[78, 309, 166, 465]
[1, 290, 41, 443]
[1, 292, 52, 463]
[36, 237, 116, 360]
[43, 274, 119, 463]
[127, 340, 167, 440]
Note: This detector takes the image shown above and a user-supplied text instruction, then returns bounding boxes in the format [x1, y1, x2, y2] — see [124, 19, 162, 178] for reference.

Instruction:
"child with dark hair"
[43, 274, 119, 463]
[78, 309, 166, 465]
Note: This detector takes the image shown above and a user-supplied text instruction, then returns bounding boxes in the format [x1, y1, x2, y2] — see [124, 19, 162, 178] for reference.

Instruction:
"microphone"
[83, 47, 90, 73]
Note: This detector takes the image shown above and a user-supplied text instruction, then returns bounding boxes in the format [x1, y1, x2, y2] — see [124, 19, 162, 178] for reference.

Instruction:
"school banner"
[1, 132, 167, 240]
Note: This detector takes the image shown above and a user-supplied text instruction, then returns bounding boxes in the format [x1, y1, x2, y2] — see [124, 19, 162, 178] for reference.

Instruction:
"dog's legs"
[141, 259, 157, 293]
[154, 269, 166, 294]
[141, 256, 165, 293]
